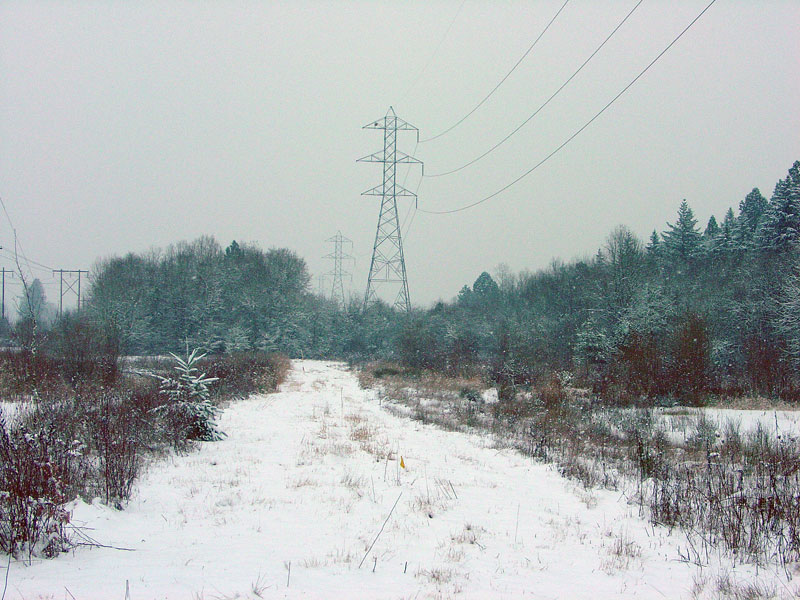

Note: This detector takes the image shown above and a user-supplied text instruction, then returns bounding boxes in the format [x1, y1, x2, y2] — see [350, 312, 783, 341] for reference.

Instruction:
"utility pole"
[323, 231, 354, 308]
[0, 267, 12, 322]
[52, 269, 89, 317]
[358, 107, 422, 312]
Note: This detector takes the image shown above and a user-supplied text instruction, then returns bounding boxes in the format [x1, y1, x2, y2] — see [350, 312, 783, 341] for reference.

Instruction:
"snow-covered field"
[656, 406, 800, 445]
[6, 361, 794, 599]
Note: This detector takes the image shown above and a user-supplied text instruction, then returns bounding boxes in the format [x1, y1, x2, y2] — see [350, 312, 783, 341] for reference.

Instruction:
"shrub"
[45, 313, 120, 387]
[0, 409, 75, 559]
[85, 391, 142, 507]
[198, 352, 289, 400]
[0, 314, 121, 397]
[0, 350, 68, 398]
[669, 312, 712, 402]
[374, 365, 401, 379]
[0, 349, 286, 560]
[458, 387, 483, 426]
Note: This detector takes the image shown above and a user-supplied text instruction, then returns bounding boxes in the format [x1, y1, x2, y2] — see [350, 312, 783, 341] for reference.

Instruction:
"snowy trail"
[8, 361, 773, 599]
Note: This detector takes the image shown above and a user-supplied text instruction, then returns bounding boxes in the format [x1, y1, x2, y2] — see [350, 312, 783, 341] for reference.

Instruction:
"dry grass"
[450, 523, 485, 547]
[349, 423, 374, 443]
[358, 361, 483, 396]
[288, 476, 317, 489]
[301, 547, 356, 569]
[340, 471, 366, 490]
[601, 530, 642, 573]
[713, 570, 782, 600]
[415, 567, 454, 585]
[443, 547, 465, 563]
[360, 361, 800, 569]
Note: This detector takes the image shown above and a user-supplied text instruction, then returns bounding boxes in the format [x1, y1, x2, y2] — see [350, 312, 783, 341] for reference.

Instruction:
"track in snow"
[8, 361, 779, 599]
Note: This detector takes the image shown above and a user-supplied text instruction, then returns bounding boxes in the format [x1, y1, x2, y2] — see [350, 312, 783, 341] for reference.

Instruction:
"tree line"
[8, 160, 800, 403]
[391, 160, 800, 402]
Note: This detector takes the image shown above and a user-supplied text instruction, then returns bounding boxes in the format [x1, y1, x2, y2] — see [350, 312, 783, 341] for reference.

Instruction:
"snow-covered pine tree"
[758, 161, 800, 253]
[574, 318, 610, 369]
[156, 348, 223, 442]
[713, 207, 738, 255]
[646, 230, 660, 255]
[737, 187, 768, 249]
[472, 272, 500, 301]
[224, 325, 251, 353]
[661, 200, 703, 264]
[704, 215, 719, 238]
[704, 215, 719, 255]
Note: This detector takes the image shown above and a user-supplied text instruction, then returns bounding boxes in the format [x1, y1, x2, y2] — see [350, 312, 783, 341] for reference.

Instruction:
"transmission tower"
[52, 269, 89, 316]
[324, 231, 354, 308]
[358, 107, 423, 312]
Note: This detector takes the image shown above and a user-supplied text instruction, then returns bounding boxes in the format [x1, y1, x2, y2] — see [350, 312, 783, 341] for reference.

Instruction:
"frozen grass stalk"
[359, 492, 403, 569]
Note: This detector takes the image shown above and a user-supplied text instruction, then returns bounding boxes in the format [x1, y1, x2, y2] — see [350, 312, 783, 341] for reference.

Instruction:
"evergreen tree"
[472, 272, 500, 301]
[225, 239, 243, 260]
[16, 278, 58, 325]
[574, 317, 610, 369]
[737, 188, 768, 248]
[759, 161, 800, 252]
[224, 325, 251, 353]
[156, 349, 223, 442]
[662, 200, 703, 264]
[456, 285, 473, 306]
[704, 215, 719, 238]
[704, 215, 719, 254]
[646, 230, 661, 256]
[713, 208, 738, 255]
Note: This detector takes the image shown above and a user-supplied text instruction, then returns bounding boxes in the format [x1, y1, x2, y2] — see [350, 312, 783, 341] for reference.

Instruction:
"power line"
[400, 0, 467, 103]
[401, 173, 424, 241]
[0, 197, 15, 234]
[0, 249, 52, 273]
[0, 197, 55, 275]
[426, 0, 645, 178]
[419, 0, 717, 216]
[398, 140, 421, 238]
[420, 0, 570, 144]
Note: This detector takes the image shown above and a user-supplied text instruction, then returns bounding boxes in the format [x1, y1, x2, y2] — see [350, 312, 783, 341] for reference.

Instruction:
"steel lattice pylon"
[358, 107, 422, 312]
[323, 230, 353, 308]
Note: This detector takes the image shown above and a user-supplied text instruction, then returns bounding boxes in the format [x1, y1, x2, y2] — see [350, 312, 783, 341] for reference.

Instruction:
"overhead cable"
[420, 0, 570, 143]
[426, 0, 645, 178]
[0, 249, 52, 273]
[419, 0, 717, 215]
[401, 0, 468, 104]
[0, 196, 54, 277]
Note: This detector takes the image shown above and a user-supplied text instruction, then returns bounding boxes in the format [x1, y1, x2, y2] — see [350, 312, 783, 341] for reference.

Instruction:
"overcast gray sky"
[1, 0, 798, 309]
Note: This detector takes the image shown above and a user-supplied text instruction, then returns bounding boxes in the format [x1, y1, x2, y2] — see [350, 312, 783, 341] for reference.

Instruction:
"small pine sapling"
[155, 349, 224, 442]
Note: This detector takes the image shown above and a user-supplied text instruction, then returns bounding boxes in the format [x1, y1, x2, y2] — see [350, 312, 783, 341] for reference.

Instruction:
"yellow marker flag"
[400, 456, 406, 469]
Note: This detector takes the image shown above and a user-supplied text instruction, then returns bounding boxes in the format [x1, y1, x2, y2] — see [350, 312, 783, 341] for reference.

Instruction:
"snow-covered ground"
[0, 400, 31, 424]
[656, 406, 800, 445]
[6, 361, 794, 599]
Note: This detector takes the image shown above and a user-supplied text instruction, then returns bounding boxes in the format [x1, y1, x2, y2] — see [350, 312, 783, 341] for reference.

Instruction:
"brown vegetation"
[0, 350, 288, 559]
[361, 362, 800, 568]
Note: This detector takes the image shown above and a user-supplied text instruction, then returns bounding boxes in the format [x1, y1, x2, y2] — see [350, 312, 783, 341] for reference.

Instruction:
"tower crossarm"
[361, 184, 418, 198]
[357, 150, 423, 168]
[362, 107, 419, 140]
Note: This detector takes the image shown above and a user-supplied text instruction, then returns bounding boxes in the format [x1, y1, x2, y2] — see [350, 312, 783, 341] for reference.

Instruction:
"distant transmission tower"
[324, 231, 354, 308]
[52, 269, 89, 316]
[358, 107, 423, 312]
